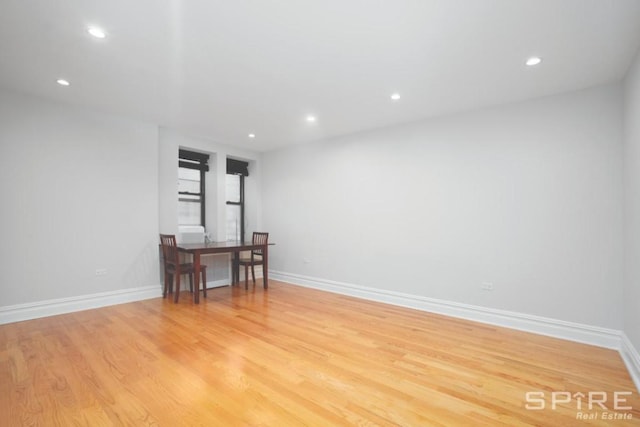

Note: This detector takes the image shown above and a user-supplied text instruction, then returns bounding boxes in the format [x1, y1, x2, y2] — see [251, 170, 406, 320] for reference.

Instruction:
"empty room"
[2, 0, 640, 425]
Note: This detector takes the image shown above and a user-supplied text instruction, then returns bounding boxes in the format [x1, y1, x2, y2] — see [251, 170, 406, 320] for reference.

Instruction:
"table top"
[177, 240, 272, 252]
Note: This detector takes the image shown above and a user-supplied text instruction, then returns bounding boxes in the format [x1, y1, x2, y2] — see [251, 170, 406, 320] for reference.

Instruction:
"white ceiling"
[1, 0, 640, 152]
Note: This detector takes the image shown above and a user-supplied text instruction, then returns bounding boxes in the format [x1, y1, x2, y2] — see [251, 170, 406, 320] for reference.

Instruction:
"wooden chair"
[238, 232, 269, 289]
[159, 234, 207, 303]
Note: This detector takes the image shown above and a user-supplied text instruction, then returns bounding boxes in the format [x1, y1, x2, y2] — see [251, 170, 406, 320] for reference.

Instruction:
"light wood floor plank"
[1, 281, 638, 426]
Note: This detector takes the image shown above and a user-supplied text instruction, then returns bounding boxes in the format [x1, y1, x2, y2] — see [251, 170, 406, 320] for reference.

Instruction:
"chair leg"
[245, 265, 249, 289]
[174, 273, 181, 303]
[163, 270, 169, 297]
[189, 273, 194, 293]
[167, 273, 174, 295]
[202, 269, 207, 298]
[251, 265, 256, 285]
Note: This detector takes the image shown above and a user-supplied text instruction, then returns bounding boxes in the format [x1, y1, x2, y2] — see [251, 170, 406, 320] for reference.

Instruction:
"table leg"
[231, 252, 236, 285]
[263, 244, 268, 289]
[193, 251, 200, 304]
[233, 251, 239, 285]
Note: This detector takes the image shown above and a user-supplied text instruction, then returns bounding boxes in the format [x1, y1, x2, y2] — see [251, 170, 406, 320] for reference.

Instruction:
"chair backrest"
[159, 234, 179, 268]
[251, 232, 269, 257]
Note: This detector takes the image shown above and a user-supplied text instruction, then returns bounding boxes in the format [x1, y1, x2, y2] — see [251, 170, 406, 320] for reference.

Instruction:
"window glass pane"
[179, 167, 200, 180]
[179, 167, 200, 193]
[179, 200, 201, 225]
[226, 205, 241, 241]
[178, 167, 201, 226]
[226, 174, 240, 203]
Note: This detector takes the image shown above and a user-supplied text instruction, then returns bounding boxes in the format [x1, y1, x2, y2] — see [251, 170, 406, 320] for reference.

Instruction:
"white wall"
[0, 70, 632, 352]
[623, 50, 640, 351]
[0, 89, 160, 306]
[263, 84, 624, 329]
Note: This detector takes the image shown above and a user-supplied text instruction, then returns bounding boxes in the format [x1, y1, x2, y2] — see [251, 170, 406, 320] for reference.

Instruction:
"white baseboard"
[2, 278, 232, 325]
[4, 270, 638, 393]
[271, 271, 640, 392]
[270, 271, 622, 350]
[620, 333, 640, 393]
[272, 270, 640, 392]
[0, 285, 163, 325]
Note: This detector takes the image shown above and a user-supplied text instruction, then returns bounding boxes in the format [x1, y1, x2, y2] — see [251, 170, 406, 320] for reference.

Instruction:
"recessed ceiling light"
[56, 79, 70, 86]
[306, 115, 317, 123]
[248, 133, 256, 138]
[390, 92, 401, 101]
[88, 26, 106, 39]
[525, 56, 542, 66]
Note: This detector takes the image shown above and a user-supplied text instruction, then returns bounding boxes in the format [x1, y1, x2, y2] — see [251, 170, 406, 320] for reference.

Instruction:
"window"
[226, 158, 249, 241]
[178, 149, 209, 227]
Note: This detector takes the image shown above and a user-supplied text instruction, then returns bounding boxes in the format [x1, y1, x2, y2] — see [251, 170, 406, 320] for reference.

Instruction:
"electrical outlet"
[95, 268, 107, 276]
[481, 282, 494, 291]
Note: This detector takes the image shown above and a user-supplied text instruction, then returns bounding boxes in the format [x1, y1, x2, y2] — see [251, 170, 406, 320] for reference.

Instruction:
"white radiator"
[177, 225, 204, 244]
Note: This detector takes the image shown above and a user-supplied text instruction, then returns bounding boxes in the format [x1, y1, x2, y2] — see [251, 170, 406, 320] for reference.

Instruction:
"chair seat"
[238, 258, 263, 265]
[165, 263, 207, 274]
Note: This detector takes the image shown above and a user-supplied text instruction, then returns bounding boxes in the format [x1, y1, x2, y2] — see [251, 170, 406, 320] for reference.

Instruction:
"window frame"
[226, 174, 245, 241]
[178, 149, 209, 228]
[226, 158, 249, 242]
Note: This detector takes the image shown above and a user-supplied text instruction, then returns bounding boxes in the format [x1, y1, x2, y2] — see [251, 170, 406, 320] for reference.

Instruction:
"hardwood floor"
[1, 281, 638, 426]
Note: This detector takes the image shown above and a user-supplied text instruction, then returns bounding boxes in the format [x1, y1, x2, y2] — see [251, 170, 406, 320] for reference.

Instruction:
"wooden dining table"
[176, 240, 270, 303]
